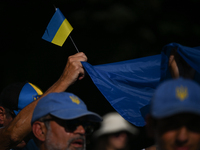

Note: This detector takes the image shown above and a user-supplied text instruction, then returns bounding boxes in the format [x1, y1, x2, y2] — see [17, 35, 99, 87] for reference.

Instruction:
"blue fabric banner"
[82, 43, 200, 127]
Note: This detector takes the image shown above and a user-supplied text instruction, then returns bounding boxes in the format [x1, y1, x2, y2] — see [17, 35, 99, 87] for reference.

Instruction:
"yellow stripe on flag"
[52, 19, 73, 46]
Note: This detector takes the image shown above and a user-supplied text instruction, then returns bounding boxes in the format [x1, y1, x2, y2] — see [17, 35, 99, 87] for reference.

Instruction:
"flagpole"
[69, 35, 79, 53]
[48, 6, 79, 52]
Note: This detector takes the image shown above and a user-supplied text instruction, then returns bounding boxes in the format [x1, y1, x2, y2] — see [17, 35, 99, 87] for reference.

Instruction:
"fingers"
[168, 54, 175, 66]
[67, 60, 85, 80]
[42, 52, 88, 94]
[66, 52, 87, 79]
[68, 52, 87, 63]
[60, 52, 88, 86]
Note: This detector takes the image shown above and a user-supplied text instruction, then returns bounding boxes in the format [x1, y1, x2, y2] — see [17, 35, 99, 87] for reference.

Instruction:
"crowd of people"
[1, 45, 200, 150]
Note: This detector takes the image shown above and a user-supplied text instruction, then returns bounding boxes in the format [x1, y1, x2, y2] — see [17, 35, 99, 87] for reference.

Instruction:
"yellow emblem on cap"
[33, 95, 42, 101]
[176, 85, 188, 101]
[69, 96, 80, 104]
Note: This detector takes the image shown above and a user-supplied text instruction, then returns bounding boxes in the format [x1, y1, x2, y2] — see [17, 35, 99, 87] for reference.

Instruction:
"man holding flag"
[0, 52, 87, 150]
[41, 7, 200, 128]
[0, 7, 86, 149]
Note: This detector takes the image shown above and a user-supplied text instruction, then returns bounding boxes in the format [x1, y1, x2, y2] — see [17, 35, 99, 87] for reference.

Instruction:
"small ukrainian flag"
[42, 8, 73, 47]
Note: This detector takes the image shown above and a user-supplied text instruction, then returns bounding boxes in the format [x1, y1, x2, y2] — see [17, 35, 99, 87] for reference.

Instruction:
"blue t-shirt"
[8, 138, 39, 150]
[19, 139, 39, 150]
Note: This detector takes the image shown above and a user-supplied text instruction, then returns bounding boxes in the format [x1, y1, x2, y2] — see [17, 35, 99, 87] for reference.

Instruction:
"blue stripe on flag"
[42, 8, 65, 42]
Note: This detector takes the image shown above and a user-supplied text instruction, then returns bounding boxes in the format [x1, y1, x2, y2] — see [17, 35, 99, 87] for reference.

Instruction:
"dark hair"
[0, 82, 27, 112]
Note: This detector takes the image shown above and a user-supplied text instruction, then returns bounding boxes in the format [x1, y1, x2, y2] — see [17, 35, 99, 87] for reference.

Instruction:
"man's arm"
[0, 52, 87, 149]
[46, 52, 87, 92]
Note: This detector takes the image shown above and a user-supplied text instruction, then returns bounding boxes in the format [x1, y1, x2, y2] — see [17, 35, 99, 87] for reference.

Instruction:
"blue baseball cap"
[0, 82, 43, 115]
[31, 92, 102, 124]
[151, 78, 200, 118]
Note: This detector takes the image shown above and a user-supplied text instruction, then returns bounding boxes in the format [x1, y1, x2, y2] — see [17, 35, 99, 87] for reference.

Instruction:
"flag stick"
[53, 5, 57, 11]
[69, 35, 79, 53]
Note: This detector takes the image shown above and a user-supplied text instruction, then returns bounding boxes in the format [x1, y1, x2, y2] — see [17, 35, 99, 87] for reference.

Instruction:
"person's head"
[0, 81, 43, 127]
[146, 78, 200, 150]
[31, 92, 102, 150]
[93, 112, 139, 150]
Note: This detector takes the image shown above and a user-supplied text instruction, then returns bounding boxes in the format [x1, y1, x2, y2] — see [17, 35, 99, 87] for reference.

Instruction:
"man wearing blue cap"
[31, 92, 102, 150]
[146, 78, 200, 150]
[0, 52, 88, 150]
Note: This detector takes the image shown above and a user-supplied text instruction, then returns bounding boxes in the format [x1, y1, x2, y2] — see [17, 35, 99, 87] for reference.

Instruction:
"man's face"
[44, 117, 89, 150]
[154, 113, 200, 150]
[0, 109, 27, 149]
[2, 114, 13, 127]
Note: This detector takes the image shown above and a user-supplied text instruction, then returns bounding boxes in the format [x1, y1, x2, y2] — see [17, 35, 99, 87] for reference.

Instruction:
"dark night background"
[1, 0, 200, 149]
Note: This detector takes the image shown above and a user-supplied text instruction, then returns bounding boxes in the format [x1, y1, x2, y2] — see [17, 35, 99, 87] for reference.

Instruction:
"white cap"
[93, 112, 139, 137]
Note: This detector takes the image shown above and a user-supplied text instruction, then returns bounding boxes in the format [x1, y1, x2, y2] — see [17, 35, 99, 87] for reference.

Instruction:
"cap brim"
[50, 109, 102, 122]
[152, 105, 200, 118]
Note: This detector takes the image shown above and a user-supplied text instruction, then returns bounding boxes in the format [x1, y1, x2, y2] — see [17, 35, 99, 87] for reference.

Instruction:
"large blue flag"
[82, 43, 200, 127]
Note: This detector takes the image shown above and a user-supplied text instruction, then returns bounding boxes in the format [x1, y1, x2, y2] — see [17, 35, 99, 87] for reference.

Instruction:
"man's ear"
[145, 115, 156, 138]
[0, 106, 6, 125]
[32, 121, 47, 142]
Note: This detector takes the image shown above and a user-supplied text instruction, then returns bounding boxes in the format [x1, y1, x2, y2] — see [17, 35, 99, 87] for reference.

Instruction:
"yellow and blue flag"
[42, 8, 73, 47]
